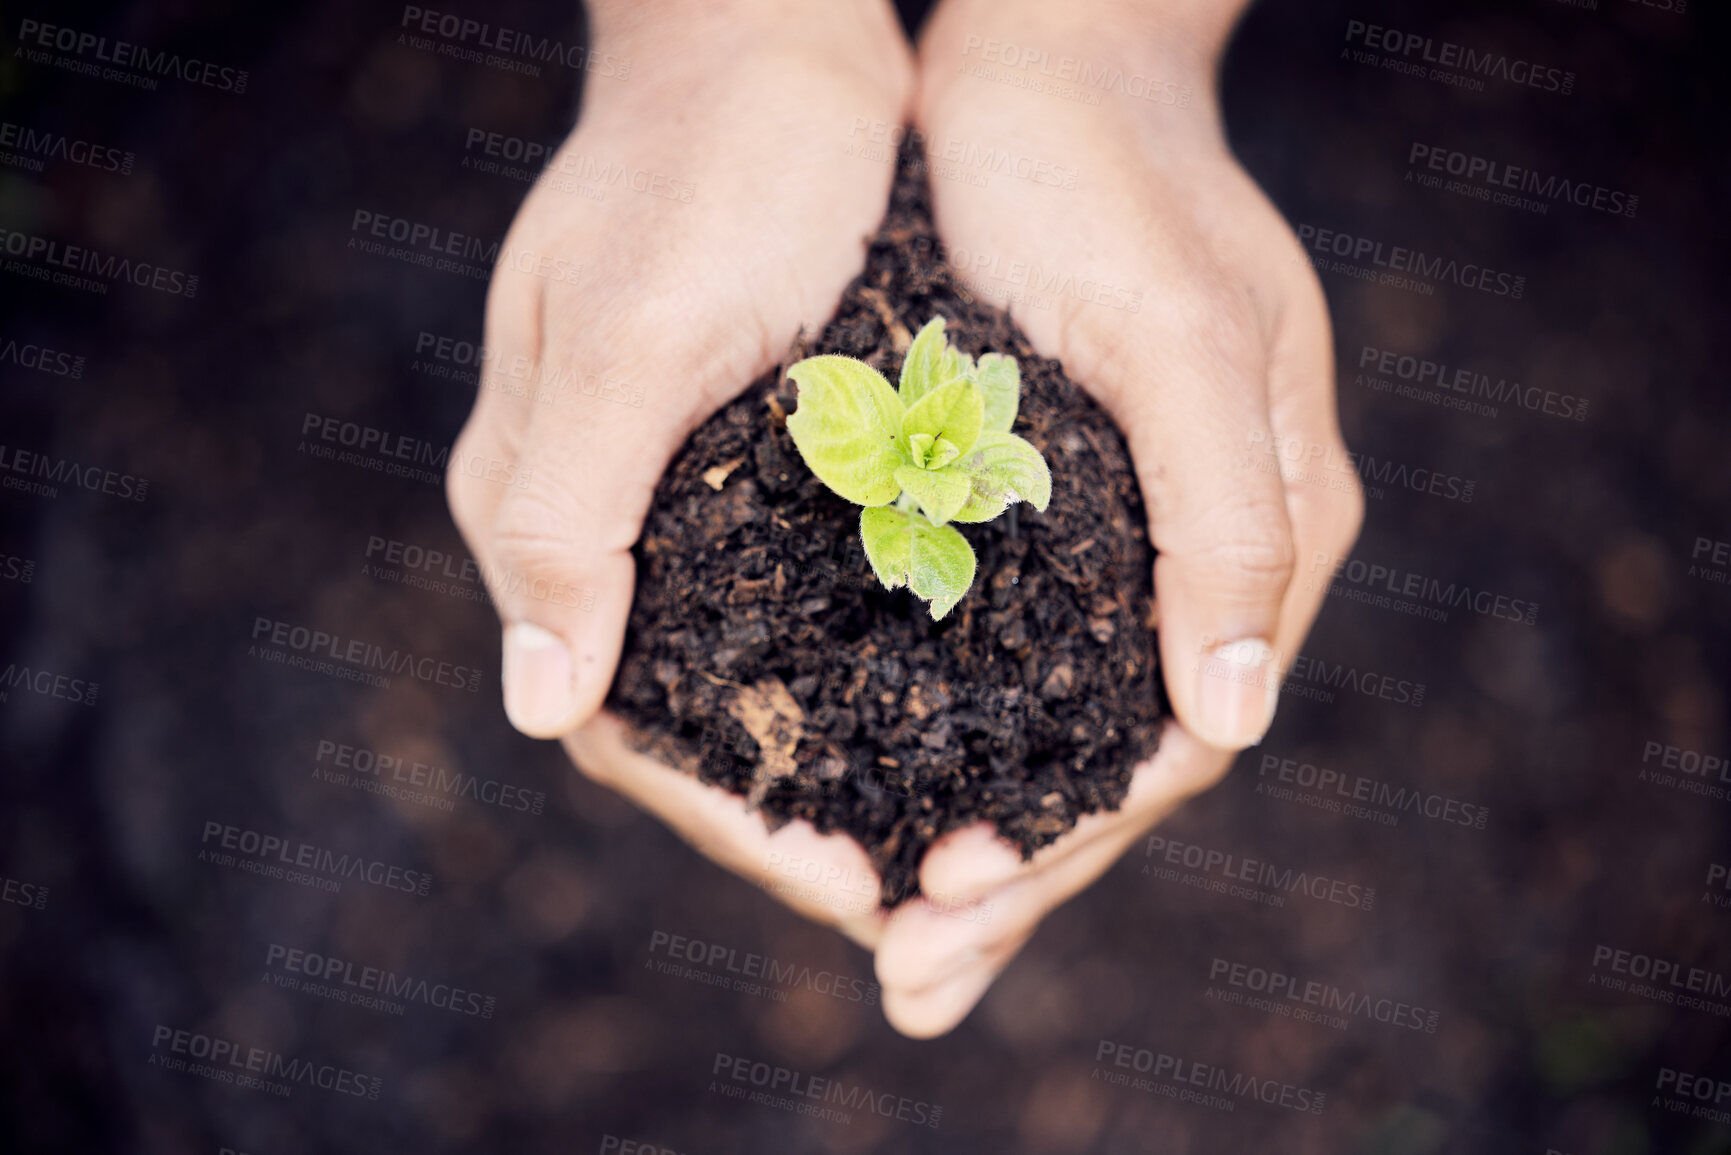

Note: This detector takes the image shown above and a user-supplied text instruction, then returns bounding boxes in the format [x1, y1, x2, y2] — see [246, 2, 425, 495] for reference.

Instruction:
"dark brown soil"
[607, 142, 1166, 905]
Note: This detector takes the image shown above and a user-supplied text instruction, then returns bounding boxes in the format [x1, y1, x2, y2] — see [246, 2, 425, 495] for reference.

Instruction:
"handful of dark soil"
[608, 146, 1166, 905]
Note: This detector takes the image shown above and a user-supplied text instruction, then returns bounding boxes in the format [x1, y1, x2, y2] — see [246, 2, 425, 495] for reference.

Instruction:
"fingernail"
[502, 622, 577, 736]
[1193, 637, 1278, 749]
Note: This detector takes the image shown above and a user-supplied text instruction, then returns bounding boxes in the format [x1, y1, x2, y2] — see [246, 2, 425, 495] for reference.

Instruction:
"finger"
[884, 792, 1173, 1036]
[565, 713, 886, 947]
[446, 253, 542, 587]
[1260, 264, 1366, 681]
[919, 724, 1228, 903]
[1105, 287, 1295, 752]
[879, 927, 1029, 1039]
[481, 305, 703, 738]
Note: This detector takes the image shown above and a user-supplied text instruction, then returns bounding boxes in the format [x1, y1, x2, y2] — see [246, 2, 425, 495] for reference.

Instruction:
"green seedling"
[784, 317, 1052, 620]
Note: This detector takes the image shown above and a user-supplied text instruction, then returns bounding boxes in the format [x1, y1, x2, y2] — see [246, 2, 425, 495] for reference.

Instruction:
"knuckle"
[489, 484, 585, 580]
[1189, 505, 1297, 598]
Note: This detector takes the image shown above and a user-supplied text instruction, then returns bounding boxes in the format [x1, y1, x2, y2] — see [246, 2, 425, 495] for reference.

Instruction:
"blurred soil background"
[1, 0, 1728, 1152]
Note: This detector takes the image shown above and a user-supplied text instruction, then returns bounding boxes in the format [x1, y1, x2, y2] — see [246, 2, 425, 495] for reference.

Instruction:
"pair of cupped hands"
[447, 0, 1362, 1037]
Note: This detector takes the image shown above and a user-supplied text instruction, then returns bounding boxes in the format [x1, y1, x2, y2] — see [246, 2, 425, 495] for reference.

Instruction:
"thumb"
[1111, 337, 1295, 752]
[486, 396, 662, 739]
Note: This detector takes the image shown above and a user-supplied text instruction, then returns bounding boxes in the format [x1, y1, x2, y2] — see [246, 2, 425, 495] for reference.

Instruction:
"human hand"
[447, 0, 913, 946]
[868, 0, 1364, 1035]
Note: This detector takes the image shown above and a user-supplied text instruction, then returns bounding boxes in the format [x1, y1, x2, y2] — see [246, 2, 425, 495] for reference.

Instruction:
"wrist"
[587, 0, 911, 91]
[921, 0, 1244, 131]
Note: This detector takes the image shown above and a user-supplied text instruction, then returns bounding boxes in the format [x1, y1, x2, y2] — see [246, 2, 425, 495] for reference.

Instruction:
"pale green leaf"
[907, 432, 936, 467]
[909, 520, 977, 620]
[898, 317, 948, 407]
[901, 379, 984, 461]
[940, 346, 975, 388]
[859, 507, 977, 620]
[924, 437, 963, 470]
[975, 353, 1021, 433]
[786, 355, 907, 506]
[907, 432, 963, 470]
[951, 431, 1053, 523]
[894, 463, 972, 526]
[859, 506, 913, 590]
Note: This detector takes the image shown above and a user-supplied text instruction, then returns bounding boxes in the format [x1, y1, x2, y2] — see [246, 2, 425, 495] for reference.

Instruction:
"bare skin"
[447, 0, 1362, 1038]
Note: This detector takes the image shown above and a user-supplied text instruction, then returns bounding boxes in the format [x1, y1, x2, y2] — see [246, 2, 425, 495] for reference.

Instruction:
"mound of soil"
[608, 143, 1166, 905]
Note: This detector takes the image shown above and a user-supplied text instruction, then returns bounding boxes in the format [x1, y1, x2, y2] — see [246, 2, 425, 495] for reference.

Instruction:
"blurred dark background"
[2, 0, 1728, 1152]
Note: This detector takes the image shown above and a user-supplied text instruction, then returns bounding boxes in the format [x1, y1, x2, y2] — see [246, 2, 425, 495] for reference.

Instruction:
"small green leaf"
[907, 433, 964, 470]
[786, 355, 907, 506]
[951, 431, 1053, 523]
[906, 432, 935, 468]
[975, 353, 1021, 433]
[860, 506, 914, 590]
[901, 379, 984, 461]
[858, 506, 977, 620]
[899, 317, 948, 407]
[894, 463, 972, 526]
[910, 520, 977, 620]
[940, 346, 975, 387]
[924, 437, 963, 470]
